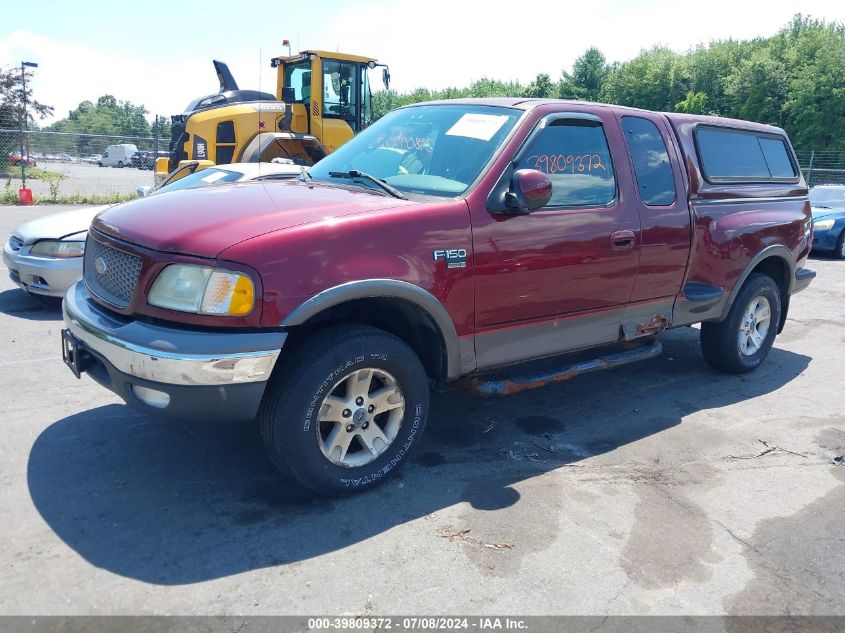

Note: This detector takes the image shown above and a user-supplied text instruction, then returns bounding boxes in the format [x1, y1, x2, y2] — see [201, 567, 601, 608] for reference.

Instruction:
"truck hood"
[15, 205, 112, 244]
[92, 180, 412, 258]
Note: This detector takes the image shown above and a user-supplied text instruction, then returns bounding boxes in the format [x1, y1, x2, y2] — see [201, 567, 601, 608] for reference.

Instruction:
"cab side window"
[621, 116, 676, 206]
[516, 119, 616, 208]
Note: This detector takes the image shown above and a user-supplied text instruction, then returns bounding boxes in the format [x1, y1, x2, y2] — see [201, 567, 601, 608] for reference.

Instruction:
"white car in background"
[3, 161, 303, 298]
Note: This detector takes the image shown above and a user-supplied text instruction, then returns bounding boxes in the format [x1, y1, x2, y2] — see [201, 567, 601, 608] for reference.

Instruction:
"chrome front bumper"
[63, 281, 285, 386]
[62, 281, 286, 422]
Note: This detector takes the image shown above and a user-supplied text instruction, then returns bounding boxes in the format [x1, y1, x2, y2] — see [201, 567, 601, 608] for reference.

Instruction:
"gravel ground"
[0, 204, 842, 617]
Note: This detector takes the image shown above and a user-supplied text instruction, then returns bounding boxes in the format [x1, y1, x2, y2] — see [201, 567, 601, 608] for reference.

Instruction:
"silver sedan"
[3, 161, 302, 297]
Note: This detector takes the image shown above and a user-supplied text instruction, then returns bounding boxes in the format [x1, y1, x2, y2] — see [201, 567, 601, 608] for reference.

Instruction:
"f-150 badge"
[433, 248, 468, 269]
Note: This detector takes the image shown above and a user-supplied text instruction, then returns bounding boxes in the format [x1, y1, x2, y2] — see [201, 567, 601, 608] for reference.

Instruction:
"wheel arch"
[281, 279, 463, 382]
[719, 245, 794, 322]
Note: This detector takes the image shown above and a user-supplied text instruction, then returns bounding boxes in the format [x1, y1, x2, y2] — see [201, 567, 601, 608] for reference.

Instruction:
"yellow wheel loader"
[155, 50, 390, 184]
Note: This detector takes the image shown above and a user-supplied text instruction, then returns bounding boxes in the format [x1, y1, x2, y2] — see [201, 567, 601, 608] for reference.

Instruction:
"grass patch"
[0, 166, 65, 181]
[46, 193, 138, 205]
[1, 181, 137, 205]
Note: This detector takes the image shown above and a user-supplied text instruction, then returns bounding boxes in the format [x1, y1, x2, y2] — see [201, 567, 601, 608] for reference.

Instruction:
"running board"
[456, 340, 663, 396]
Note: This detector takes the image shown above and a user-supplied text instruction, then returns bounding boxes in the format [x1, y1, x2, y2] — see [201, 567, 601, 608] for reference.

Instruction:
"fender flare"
[719, 244, 795, 321]
[281, 279, 463, 381]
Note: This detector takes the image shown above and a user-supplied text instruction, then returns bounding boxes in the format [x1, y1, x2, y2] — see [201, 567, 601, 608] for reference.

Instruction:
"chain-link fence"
[797, 151, 845, 188]
[2, 123, 844, 204]
[2, 128, 167, 204]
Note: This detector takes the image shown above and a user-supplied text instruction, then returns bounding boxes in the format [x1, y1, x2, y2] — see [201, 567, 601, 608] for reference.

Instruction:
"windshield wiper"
[812, 204, 832, 209]
[328, 170, 408, 200]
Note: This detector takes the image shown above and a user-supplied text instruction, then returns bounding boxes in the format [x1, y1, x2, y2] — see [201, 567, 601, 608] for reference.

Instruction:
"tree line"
[2, 14, 842, 159]
[372, 15, 845, 156]
[39, 96, 171, 154]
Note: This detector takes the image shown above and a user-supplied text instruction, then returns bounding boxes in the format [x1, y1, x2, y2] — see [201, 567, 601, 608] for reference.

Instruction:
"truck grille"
[83, 235, 142, 308]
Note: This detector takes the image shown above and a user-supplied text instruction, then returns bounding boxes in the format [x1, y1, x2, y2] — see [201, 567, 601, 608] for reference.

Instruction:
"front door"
[469, 109, 642, 369]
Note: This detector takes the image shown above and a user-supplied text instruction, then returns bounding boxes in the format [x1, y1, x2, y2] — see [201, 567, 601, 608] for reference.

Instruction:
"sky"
[1, 0, 843, 126]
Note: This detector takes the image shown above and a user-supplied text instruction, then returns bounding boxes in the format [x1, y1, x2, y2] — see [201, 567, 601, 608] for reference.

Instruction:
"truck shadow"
[27, 327, 811, 585]
[0, 289, 63, 321]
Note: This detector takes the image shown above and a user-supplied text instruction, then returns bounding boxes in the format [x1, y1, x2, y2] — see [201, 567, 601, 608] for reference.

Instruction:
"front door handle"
[610, 230, 636, 250]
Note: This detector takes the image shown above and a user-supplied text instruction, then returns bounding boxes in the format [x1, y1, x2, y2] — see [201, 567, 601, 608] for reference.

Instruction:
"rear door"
[615, 111, 691, 304]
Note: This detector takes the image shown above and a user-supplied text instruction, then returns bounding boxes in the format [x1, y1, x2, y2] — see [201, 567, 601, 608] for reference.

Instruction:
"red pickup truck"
[61, 98, 815, 495]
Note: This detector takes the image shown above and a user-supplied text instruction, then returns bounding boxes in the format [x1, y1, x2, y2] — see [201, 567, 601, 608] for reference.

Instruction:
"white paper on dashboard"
[201, 171, 229, 183]
[445, 113, 510, 141]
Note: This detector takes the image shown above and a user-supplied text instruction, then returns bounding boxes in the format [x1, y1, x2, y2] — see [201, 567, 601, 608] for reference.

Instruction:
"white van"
[99, 144, 138, 168]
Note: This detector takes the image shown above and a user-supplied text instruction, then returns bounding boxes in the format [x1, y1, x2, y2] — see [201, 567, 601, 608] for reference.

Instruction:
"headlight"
[813, 219, 835, 231]
[30, 240, 85, 257]
[148, 264, 255, 316]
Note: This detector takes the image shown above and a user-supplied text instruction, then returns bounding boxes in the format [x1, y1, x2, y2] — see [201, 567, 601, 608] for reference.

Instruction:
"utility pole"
[19, 61, 38, 190]
[806, 150, 815, 188]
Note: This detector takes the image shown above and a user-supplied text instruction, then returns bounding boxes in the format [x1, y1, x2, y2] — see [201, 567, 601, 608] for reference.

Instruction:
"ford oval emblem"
[94, 256, 108, 275]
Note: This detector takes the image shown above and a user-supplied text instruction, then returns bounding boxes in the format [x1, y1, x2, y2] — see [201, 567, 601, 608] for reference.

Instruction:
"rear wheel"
[259, 325, 430, 496]
[700, 273, 782, 374]
[117, 160, 124, 168]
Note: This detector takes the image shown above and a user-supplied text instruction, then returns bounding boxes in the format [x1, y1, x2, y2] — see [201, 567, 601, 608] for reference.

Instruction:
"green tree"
[779, 16, 845, 153]
[675, 91, 709, 114]
[559, 47, 609, 101]
[368, 15, 845, 155]
[0, 65, 53, 156]
[685, 39, 761, 116]
[524, 73, 555, 98]
[45, 95, 155, 153]
[600, 47, 690, 111]
[724, 51, 787, 124]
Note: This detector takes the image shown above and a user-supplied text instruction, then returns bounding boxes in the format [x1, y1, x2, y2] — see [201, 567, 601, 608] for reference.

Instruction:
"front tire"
[834, 231, 845, 260]
[259, 325, 430, 496]
[700, 273, 782, 374]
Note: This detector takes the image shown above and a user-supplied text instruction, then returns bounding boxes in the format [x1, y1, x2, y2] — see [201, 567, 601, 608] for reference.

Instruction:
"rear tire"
[117, 161, 124, 168]
[700, 273, 782, 374]
[258, 325, 430, 496]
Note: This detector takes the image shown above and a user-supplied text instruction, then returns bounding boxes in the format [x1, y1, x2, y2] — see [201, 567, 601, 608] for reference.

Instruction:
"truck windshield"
[308, 104, 521, 198]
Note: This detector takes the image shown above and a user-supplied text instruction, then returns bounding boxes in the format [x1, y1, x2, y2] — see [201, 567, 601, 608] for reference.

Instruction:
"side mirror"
[280, 87, 295, 131]
[382, 67, 391, 91]
[505, 169, 552, 213]
[136, 186, 152, 198]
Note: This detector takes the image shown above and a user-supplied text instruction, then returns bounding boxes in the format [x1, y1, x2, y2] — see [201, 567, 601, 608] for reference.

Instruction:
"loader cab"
[273, 50, 388, 153]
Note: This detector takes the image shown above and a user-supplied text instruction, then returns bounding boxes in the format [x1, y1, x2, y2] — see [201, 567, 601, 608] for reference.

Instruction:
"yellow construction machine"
[156, 50, 390, 183]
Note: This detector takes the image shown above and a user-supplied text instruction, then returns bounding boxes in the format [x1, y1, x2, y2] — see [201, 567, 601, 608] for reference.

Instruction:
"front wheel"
[259, 325, 430, 496]
[117, 160, 124, 168]
[834, 231, 845, 260]
[700, 273, 782, 374]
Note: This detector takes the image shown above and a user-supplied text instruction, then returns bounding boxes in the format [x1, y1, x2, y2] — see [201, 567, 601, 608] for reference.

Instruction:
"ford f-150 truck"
[61, 98, 815, 495]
